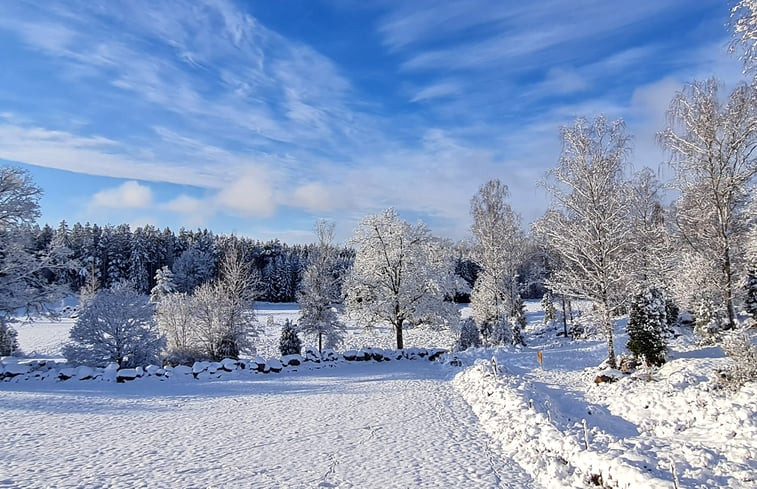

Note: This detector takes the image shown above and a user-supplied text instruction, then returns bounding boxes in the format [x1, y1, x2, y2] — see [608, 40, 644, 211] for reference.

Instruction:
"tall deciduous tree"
[658, 79, 757, 330]
[298, 220, 344, 352]
[191, 241, 259, 360]
[534, 116, 632, 368]
[344, 209, 459, 349]
[469, 179, 526, 345]
[0, 167, 75, 355]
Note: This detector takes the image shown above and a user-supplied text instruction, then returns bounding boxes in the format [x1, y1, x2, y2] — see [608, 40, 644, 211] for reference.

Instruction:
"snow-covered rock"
[116, 369, 138, 382]
[281, 354, 303, 367]
[266, 358, 283, 373]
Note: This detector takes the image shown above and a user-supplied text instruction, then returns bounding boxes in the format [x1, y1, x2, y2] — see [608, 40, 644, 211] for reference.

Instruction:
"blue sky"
[0, 0, 744, 243]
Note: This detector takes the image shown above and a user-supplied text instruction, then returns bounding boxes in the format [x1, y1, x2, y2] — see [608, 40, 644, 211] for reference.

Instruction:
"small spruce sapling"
[455, 317, 481, 351]
[279, 320, 302, 356]
[626, 287, 668, 366]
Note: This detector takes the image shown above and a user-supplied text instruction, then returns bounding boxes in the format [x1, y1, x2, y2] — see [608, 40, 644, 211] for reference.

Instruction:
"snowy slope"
[451, 302, 756, 489]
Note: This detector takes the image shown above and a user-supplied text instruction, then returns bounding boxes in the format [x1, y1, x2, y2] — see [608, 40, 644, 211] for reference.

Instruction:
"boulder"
[303, 347, 321, 363]
[145, 365, 165, 377]
[220, 358, 238, 372]
[172, 365, 193, 377]
[74, 366, 95, 380]
[428, 349, 447, 362]
[281, 354, 303, 367]
[594, 374, 617, 384]
[116, 368, 139, 382]
[266, 358, 283, 373]
[58, 367, 76, 381]
[343, 350, 359, 361]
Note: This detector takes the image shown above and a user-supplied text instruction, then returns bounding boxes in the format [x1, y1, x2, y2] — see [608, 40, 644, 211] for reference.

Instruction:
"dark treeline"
[29, 221, 355, 302]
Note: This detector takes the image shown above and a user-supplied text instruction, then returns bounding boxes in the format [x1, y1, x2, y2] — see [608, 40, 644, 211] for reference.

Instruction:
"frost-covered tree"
[731, 0, 757, 82]
[469, 179, 526, 345]
[658, 79, 757, 330]
[627, 287, 668, 366]
[0, 167, 75, 355]
[155, 292, 196, 363]
[534, 116, 633, 368]
[298, 220, 345, 352]
[628, 168, 672, 289]
[718, 329, 757, 391]
[278, 320, 302, 356]
[63, 282, 164, 368]
[191, 243, 258, 360]
[150, 266, 176, 304]
[0, 321, 18, 356]
[344, 209, 459, 349]
[455, 317, 481, 351]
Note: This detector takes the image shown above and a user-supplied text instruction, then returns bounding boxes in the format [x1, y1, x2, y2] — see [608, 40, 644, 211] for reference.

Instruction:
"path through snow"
[1, 361, 534, 488]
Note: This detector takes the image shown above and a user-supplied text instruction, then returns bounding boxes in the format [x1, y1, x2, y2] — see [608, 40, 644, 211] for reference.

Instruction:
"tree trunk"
[561, 295, 569, 338]
[723, 245, 737, 330]
[602, 304, 617, 369]
[395, 321, 404, 350]
[318, 331, 323, 354]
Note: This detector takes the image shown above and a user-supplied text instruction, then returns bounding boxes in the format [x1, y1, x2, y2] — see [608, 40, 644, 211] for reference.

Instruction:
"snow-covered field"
[0, 361, 534, 488]
[3, 301, 755, 488]
[14, 302, 458, 360]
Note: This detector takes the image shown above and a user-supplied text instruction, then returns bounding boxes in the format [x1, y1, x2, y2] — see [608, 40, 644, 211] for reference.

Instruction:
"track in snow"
[0, 362, 534, 488]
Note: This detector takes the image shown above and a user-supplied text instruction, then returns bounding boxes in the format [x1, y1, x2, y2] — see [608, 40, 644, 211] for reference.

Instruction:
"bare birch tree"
[469, 179, 526, 344]
[658, 79, 757, 330]
[534, 116, 632, 368]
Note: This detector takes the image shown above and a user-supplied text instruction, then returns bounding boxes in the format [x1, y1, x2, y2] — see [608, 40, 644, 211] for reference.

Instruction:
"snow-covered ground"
[4, 300, 755, 488]
[14, 302, 458, 360]
[451, 303, 756, 489]
[1, 361, 533, 488]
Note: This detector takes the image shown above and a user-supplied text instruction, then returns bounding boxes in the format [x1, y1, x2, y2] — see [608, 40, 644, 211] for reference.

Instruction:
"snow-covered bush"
[694, 298, 722, 344]
[717, 330, 757, 392]
[63, 283, 164, 368]
[455, 318, 481, 351]
[155, 292, 202, 364]
[278, 320, 302, 356]
[0, 319, 19, 356]
[626, 287, 668, 366]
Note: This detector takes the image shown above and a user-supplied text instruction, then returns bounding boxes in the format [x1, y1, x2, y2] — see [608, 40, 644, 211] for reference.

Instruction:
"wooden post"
[537, 351, 543, 369]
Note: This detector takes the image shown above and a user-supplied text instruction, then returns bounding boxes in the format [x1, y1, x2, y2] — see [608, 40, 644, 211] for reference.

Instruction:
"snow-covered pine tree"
[455, 317, 481, 351]
[63, 282, 164, 368]
[746, 266, 757, 321]
[542, 291, 556, 326]
[0, 319, 19, 356]
[150, 266, 176, 304]
[511, 294, 526, 345]
[627, 287, 668, 366]
[279, 320, 302, 356]
[490, 314, 512, 346]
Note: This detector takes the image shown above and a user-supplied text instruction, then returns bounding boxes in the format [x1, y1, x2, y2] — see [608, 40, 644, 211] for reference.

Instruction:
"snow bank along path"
[0, 361, 534, 488]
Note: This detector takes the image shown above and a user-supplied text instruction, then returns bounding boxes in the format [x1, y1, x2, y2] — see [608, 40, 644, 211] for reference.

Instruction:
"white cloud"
[291, 182, 346, 212]
[214, 167, 276, 217]
[91, 181, 153, 209]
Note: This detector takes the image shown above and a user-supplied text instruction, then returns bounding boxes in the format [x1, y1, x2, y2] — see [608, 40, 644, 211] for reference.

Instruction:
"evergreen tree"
[0, 319, 19, 356]
[511, 294, 527, 345]
[455, 317, 481, 351]
[745, 265, 757, 321]
[150, 266, 176, 304]
[627, 287, 668, 366]
[279, 320, 302, 356]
